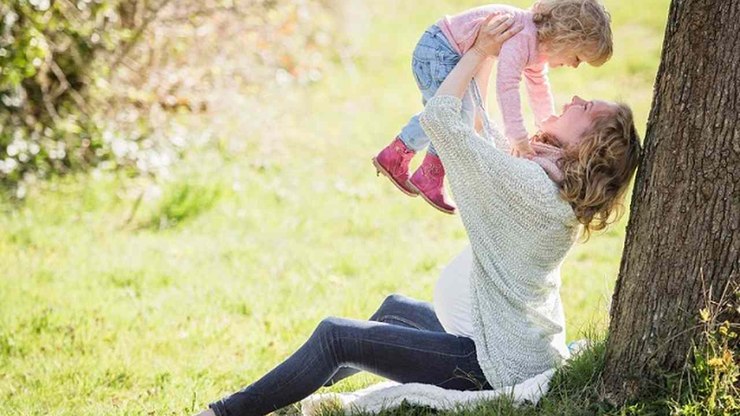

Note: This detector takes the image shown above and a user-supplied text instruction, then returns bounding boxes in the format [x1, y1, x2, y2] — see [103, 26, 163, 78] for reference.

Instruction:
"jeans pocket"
[412, 59, 433, 90]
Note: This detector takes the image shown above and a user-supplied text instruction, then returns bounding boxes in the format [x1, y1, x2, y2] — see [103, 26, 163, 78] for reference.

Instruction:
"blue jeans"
[209, 294, 491, 416]
[399, 25, 477, 156]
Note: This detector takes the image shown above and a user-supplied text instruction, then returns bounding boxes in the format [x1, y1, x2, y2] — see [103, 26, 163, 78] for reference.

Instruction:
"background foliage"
[0, 0, 344, 196]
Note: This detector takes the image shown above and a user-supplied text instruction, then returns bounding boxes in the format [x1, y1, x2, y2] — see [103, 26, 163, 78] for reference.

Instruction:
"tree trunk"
[600, 0, 740, 404]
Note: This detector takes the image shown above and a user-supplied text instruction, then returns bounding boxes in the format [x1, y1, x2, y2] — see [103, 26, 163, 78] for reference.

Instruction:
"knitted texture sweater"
[419, 95, 578, 388]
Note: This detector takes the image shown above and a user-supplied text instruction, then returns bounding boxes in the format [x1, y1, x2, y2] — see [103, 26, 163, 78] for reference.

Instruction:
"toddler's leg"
[371, 55, 440, 197]
[396, 45, 441, 152]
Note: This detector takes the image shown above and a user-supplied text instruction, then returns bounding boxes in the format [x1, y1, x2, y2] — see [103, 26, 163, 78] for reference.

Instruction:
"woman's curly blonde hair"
[532, 0, 613, 66]
[537, 104, 642, 240]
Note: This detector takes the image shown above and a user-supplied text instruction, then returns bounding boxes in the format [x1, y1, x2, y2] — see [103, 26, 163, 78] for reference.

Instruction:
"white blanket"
[300, 369, 556, 416]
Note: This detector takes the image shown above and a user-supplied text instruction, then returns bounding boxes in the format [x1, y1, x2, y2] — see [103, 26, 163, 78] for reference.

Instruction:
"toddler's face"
[546, 49, 582, 68]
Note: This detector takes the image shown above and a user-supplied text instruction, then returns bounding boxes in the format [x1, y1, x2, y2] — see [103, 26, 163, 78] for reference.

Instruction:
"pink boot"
[408, 153, 456, 215]
[372, 137, 418, 197]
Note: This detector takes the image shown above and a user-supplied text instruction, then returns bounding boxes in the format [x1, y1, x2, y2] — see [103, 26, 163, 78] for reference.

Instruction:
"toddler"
[372, 0, 613, 214]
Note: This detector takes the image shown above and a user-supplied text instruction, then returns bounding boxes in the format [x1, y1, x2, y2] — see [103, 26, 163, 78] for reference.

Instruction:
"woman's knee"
[314, 316, 360, 343]
[310, 317, 340, 356]
[312, 316, 364, 365]
[315, 316, 344, 335]
[371, 293, 408, 320]
[383, 293, 409, 307]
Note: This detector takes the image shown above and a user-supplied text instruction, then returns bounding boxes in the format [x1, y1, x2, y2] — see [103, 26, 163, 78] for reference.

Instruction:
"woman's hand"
[510, 140, 536, 159]
[435, 14, 522, 99]
[471, 14, 523, 58]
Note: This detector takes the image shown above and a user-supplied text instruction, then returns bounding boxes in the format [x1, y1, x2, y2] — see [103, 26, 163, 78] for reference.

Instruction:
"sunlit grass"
[145, 180, 223, 230]
[0, 0, 670, 414]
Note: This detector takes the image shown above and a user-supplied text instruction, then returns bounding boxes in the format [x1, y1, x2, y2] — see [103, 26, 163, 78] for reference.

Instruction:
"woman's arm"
[428, 13, 523, 158]
[476, 59, 494, 105]
[439, 15, 532, 157]
[473, 58, 494, 133]
[436, 14, 519, 98]
[419, 16, 567, 228]
[436, 45, 489, 100]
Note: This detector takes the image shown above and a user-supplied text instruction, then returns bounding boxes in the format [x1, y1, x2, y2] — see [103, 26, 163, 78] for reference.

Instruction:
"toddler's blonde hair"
[533, 0, 613, 66]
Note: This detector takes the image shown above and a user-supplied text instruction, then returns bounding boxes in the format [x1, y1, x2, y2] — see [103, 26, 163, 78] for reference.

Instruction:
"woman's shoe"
[408, 153, 456, 215]
[372, 137, 418, 197]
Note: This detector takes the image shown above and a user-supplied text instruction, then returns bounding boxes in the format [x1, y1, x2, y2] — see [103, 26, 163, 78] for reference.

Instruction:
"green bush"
[1, 0, 344, 197]
[0, 0, 131, 191]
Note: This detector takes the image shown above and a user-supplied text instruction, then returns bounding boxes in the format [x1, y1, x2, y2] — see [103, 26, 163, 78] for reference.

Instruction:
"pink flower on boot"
[372, 137, 418, 197]
[408, 153, 456, 215]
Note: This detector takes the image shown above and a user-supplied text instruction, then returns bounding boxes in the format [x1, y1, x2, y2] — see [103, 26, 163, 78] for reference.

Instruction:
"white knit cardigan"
[419, 95, 578, 388]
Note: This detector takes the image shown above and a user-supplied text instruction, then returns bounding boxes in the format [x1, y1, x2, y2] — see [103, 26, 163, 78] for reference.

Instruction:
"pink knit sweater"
[437, 4, 555, 144]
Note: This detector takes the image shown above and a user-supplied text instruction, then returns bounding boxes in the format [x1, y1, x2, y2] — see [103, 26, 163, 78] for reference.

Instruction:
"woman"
[199, 14, 641, 416]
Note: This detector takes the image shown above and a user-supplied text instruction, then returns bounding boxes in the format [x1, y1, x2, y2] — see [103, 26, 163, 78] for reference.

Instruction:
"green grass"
[0, 0, 671, 414]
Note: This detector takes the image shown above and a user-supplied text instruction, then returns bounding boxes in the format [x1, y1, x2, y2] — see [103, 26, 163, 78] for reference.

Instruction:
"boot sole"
[372, 157, 418, 197]
[406, 181, 456, 215]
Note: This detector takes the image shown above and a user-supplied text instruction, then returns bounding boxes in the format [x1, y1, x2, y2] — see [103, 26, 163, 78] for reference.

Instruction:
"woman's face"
[540, 96, 618, 148]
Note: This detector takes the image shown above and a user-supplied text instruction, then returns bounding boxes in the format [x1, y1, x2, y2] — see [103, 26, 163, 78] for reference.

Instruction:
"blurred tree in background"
[0, 0, 345, 197]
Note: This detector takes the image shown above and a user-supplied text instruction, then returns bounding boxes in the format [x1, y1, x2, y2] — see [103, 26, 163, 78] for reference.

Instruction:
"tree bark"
[600, 0, 740, 404]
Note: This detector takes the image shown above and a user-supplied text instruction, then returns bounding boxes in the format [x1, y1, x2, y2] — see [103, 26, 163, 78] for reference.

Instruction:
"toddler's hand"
[510, 140, 536, 159]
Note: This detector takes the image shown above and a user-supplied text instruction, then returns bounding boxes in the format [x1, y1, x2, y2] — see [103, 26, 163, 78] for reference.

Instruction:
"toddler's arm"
[495, 36, 531, 147]
[524, 62, 555, 129]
